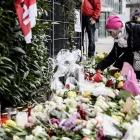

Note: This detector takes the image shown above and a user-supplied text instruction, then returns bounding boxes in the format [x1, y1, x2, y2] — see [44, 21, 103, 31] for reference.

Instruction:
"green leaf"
[23, 71, 29, 80]
[0, 57, 11, 63]
[119, 90, 132, 101]
[15, 130, 28, 136]
[12, 47, 26, 55]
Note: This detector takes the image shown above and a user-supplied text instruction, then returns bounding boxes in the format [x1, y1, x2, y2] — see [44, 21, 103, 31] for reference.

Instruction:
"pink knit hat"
[106, 16, 123, 29]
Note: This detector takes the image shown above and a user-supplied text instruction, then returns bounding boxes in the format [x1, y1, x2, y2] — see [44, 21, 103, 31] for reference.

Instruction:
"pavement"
[95, 37, 114, 55]
[83, 36, 114, 56]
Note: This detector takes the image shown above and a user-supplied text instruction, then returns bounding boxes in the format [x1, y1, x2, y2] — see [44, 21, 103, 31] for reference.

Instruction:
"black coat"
[96, 21, 140, 79]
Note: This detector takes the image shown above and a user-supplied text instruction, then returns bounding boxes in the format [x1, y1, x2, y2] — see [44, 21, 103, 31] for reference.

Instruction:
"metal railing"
[43, 0, 82, 57]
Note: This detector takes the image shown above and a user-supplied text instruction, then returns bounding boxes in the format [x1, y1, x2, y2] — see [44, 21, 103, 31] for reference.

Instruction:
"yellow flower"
[98, 56, 104, 59]
[83, 92, 92, 100]
[103, 51, 106, 54]
[117, 81, 124, 88]
[96, 51, 98, 54]
[114, 72, 120, 79]
[67, 91, 77, 98]
[77, 119, 82, 124]
[6, 120, 16, 127]
[112, 115, 122, 123]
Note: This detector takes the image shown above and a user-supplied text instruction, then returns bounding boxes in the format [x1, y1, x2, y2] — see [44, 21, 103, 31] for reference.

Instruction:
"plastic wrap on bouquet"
[122, 120, 140, 140]
[65, 77, 78, 90]
[51, 78, 64, 94]
[121, 62, 140, 96]
[50, 49, 81, 93]
[102, 115, 123, 138]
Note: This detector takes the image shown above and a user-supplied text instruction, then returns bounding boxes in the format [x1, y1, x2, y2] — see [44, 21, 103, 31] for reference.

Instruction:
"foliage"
[0, 0, 53, 107]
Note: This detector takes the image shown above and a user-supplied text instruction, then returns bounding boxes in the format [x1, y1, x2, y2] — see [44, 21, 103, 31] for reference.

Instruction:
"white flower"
[69, 107, 77, 113]
[53, 96, 63, 105]
[108, 102, 117, 108]
[106, 88, 115, 98]
[32, 126, 44, 136]
[92, 106, 103, 116]
[82, 128, 91, 135]
[86, 119, 97, 129]
[122, 122, 131, 130]
[118, 99, 125, 106]
[61, 137, 72, 140]
[102, 77, 107, 83]
[117, 76, 124, 81]
[95, 99, 109, 111]
[33, 104, 43, 112]
[64, 98, 77, 108]
[49, 101, 57, 107]
[89, 68, 95, 74]
[135, 95, 140, 101]
[25, 135, 34, 140]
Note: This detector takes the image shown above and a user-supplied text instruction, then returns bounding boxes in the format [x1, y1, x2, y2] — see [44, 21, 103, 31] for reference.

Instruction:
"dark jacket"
[96, 21, 140, 78]
[82, 0, 101, 20]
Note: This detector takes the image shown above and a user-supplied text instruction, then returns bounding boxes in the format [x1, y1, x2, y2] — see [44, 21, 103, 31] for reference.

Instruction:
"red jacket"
[82, 0, 101, 20]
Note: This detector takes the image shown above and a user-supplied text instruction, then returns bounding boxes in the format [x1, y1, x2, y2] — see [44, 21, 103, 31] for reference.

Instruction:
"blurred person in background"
[82, 0, 101, 58]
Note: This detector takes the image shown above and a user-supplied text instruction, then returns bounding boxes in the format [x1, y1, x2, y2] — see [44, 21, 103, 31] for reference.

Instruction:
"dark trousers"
[82, 16, 96, 57]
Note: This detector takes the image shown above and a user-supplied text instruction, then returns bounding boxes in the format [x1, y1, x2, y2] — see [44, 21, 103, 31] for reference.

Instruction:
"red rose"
[93, 73, 103, 83]
[106, 80, 114, 87]
[48, 130, 54, 138]
[89, 73, 94, 81]
[77, 106, 87, 120]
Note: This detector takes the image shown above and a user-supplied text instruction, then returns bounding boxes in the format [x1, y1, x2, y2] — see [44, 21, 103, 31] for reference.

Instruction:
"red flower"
[106, 80, 114, 87]
[97, 129, 104, 140]
[89, 73, 94, 81]
[48, 130, 54, 138]
[77, 106, 87, 120]
[93, 73, 103, 83]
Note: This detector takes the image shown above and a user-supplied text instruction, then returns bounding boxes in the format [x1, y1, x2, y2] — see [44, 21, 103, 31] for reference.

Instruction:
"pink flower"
[82, 137, 91, 140]
[28, 116, 36, 124]
[65, 84, 70, 89]
[59, 113, 80, 130]
[24, 122, 32, 128]
[50, 118, 60, 125]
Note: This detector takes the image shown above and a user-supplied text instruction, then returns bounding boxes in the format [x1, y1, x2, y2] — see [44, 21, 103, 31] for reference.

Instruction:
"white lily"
[82, 128, 91, 135]
[32, 126, 45, 137]
[25, 135, 34, 140]
[61, 137, 72, 140]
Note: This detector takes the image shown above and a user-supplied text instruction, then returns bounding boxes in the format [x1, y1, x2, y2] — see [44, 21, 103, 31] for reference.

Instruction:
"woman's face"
[107, 30, 120, 38]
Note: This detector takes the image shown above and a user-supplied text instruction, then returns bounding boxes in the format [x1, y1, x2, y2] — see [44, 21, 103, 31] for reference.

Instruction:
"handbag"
[129, 23, 140, 71]
[133, 51, 140, 71]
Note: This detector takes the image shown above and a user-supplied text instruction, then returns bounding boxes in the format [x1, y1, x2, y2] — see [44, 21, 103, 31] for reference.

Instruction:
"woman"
[96, 15, 140, 79]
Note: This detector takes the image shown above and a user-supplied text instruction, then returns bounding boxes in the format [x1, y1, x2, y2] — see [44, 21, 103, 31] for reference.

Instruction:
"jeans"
[82, 16, 96, 57]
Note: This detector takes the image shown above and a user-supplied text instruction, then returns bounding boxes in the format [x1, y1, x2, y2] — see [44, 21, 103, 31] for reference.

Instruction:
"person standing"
[82, 0, 101, 57]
